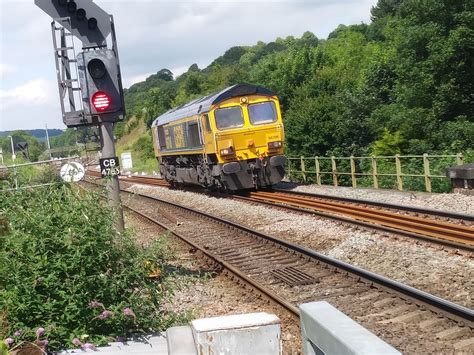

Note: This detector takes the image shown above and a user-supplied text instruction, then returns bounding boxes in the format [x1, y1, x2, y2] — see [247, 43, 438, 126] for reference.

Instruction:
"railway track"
[86, 171, 474, 251]
[82, 179, 473, 353]
[240, 190, 474, 251]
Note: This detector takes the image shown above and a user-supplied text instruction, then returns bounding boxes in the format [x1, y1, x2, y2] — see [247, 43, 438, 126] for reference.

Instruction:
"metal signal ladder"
[51, 18, 84, 121]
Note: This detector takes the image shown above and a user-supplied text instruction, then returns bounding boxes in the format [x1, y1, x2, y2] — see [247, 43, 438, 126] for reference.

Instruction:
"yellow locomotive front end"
[151, 84, 286, 190]
[209, 94, 285, 189]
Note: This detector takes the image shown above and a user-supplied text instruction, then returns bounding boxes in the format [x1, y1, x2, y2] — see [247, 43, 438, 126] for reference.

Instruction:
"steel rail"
[233, 194, 474, 252]
[273, 186, 474, 221]
[89, 172, 474, 222]
[85, 171, 474, 250]
[81, 179, 299, 317]
[83, 179, 473, 324]
[248, 191, 474, 247]
[87, 171, 473, 221]
[123, 204, 300, 318]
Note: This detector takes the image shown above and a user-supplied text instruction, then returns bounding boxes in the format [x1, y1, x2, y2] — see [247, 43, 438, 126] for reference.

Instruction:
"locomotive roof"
[151, 83, 274, 127]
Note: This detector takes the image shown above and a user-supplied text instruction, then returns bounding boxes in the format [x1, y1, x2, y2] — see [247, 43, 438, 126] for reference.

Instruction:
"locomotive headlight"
[220, 147, 234, 156]
[268, 141, 282, 149]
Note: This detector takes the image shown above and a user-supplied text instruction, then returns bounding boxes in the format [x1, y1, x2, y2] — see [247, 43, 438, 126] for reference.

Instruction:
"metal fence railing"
[286, 153, 465, 193]
[0, 156, 91, 191]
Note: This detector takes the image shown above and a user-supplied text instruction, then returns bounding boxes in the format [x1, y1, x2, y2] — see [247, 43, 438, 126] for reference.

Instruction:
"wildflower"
[36, 327, 45, 338]
[88, 300, 104, 309]
[39, 339, 49, 347]
[115, 336, 125, 343]
[4, 338, 14, 347]
[123, 307, 136, 319]
[72, 338, 82, 347]
[81, 343, 97, 351]
[97, 310, 114, 320]
[14, 330, 22, 337]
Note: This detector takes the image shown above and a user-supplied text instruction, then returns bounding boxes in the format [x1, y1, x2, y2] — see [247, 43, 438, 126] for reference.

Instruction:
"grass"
[116, 117, 159, 174]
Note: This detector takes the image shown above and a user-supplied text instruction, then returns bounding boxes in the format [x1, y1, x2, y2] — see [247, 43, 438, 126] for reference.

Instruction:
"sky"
[0, 0, 376, 131]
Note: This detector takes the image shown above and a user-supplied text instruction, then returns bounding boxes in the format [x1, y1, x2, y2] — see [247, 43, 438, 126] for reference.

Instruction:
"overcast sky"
[0, 0, 376, 131]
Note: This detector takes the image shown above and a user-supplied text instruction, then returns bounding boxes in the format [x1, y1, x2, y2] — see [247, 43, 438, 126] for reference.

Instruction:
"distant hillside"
[0, 129, 64, 139]
[0, 129, 64, 141]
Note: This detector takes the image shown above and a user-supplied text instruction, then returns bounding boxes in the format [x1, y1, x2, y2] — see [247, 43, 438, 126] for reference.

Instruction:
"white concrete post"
[300, 301, 401, 355]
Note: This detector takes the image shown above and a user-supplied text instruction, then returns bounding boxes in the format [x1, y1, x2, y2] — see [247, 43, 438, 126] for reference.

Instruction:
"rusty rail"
[86, 171, 474, 251]
[247, 190, 474, 249]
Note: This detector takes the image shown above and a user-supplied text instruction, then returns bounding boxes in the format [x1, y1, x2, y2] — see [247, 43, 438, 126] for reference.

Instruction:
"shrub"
[0, 184, 184, 351]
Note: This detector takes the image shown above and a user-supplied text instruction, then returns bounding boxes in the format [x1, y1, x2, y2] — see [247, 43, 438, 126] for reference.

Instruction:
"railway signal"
[34, 0, 111, 47]
[77, 49, 125, 121]
[35, 0, 125, 127]
[35, 0, 125, 232]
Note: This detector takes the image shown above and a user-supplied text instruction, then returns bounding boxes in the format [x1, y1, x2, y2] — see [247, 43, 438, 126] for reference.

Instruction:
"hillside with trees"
[1, 0, 472, 167]
[121, 0, 473, 162]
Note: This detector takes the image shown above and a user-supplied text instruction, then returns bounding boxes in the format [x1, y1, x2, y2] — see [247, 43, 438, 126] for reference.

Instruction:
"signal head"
[67, 0, 76, 13]
[76, 8, 86, 21]
[87, 58, 106, 79]
[91, 92, 111, 112]
[88, 17, 98, 30]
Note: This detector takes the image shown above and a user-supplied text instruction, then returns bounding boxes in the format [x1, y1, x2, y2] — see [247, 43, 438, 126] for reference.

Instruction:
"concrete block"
[167, 325, 197, 355]
[191, 312, 281, 355]
[57, 335, 168, 354]
[300, 301, 401, 355]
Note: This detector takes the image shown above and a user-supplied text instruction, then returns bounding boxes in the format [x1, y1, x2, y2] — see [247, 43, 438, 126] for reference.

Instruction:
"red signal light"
[92, 92, 111, 111]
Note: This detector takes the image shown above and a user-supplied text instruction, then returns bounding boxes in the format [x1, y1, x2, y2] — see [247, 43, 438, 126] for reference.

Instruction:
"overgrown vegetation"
[122, 0, 473, 161]
[1, 0, 472, 186]
[0, 185, 188, 351]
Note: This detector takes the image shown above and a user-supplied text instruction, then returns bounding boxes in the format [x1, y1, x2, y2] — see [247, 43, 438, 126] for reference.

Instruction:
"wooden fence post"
[371, 156, 379, 189]
[456, 153, 464, 166]
[350, 156, 357, 188]
[300, 156, 306, 183]
[423, 153, 432, 192]
[395, 154, 403, 191]
[331, 156, 338, 187]
[315, 156, 321, 185]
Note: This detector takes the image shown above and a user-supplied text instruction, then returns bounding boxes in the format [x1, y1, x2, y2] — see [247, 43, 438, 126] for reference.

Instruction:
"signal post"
[35, 0, 125, 232]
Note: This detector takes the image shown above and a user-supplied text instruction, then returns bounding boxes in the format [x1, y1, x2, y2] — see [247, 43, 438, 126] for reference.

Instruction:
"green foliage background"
[121, 0, 473, 159]
[0, 185, 185, 350]
[1, 1, 472, 176]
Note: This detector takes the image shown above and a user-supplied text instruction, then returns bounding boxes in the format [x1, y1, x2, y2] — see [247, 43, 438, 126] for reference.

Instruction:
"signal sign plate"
[60, 162, 85, 182]
[99, 157, 120, 177]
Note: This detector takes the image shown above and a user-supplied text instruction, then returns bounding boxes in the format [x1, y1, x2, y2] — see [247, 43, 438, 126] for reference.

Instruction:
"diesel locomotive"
[151, 83, 286, 190]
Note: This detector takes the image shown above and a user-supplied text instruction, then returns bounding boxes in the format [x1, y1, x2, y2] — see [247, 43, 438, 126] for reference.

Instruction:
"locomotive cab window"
[187, 122, 201, 147]
[157, 126, 167, 149]
[249, 101, 277, 125]
[214, 106, 244, 130]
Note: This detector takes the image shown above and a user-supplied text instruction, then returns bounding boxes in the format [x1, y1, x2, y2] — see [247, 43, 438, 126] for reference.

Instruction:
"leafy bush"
[132, 133, 155, 161]
[0, 185, 184, 351]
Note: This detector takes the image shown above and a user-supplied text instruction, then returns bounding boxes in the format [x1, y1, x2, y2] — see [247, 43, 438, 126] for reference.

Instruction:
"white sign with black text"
[99, 157, 120, 178]
[121, 152, 133, 171]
